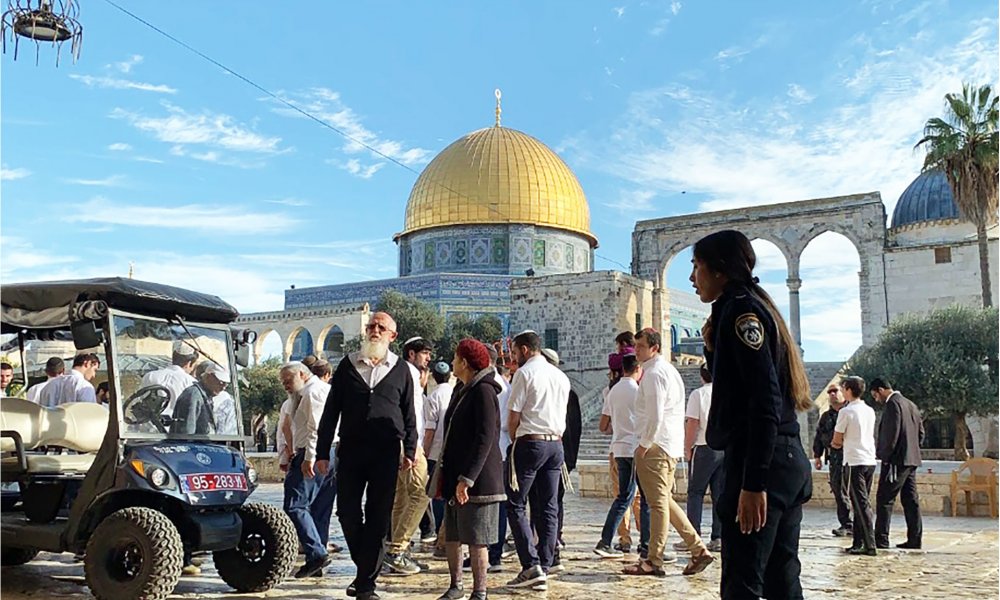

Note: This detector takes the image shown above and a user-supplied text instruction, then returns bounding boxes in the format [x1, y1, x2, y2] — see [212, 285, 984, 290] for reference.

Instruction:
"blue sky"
[1, 0, 996, 361]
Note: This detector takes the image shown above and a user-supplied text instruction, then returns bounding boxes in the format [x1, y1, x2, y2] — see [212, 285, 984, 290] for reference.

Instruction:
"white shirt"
[602, 377, 640, 458]
[423, 381, 454, 461]
[635, 355, 685, 458]
[26, 379, 54, 404]
[212, 391, 238, 435]
[684, 383, 714, 446]
[405, 362, 427, 449]
[350, 350, 399, 388]
[141, 365, 196, 415]
[276, 398, 293, 466]
[291, 375, 332, 463]
[39, 370, 96, 406]
[834, 399, 878, 466]
[495, 372, 512, 456]
[509, 354, 570, 437]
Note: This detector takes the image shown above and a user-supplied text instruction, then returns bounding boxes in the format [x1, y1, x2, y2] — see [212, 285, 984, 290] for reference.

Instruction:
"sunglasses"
[827, 389, 838, 394]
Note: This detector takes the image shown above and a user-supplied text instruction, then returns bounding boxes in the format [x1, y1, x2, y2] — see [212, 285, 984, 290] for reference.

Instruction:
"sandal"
[622, 560, 665, 576]
[682, 552, 716, 576]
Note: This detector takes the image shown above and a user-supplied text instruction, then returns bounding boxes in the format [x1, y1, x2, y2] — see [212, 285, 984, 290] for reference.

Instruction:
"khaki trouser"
[634, 445, 705, 567]
[388, 450, 430, 555]
[609, 453, 643, 546]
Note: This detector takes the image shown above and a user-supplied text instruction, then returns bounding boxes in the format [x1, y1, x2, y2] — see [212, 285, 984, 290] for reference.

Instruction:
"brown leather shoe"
[682, 551, 715, 576]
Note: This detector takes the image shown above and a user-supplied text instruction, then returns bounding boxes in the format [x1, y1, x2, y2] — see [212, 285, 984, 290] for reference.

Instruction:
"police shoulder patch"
[734, 313, 764, 350]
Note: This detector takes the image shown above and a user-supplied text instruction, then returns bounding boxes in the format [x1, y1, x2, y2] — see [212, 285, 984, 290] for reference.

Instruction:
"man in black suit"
[870, 378, 923, 550]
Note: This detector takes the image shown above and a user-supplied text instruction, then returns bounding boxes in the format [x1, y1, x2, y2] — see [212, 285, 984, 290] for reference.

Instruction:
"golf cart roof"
[1, 277, 240, 331]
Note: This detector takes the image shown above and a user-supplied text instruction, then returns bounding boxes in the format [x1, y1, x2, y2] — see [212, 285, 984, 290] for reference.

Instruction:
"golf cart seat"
[0, 397, 108, 474]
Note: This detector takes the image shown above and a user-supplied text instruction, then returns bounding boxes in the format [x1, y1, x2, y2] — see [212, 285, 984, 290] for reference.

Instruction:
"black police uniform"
[812, 408, 852, 532]
[705, 282, 812, 600]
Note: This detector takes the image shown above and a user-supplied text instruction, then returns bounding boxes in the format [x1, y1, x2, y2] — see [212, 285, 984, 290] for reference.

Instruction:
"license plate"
[180, 473, 248, 493]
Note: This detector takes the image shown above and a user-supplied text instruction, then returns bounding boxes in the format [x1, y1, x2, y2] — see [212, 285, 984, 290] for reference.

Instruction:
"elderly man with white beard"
[315, 312, 418, 600]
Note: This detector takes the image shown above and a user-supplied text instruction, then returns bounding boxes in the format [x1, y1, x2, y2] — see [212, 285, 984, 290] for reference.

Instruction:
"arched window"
[670, 324, 679, 352]
[289, 329, 314, 361]
[323, 326, 345, 359]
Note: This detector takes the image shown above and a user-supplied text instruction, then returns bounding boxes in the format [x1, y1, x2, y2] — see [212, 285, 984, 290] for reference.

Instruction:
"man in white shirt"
[26, 357, 65, 403]
[594, 354, 651, 558]
[832, 376, 878, 556]
[39, 353, 100, 406]
[487, 346, 512, 570]
[504, 330, 570, 590]
[422, 361, 454, 547]
[678, 364, 724, 552]
[385, 337, 434, 575]
[280, 361, 334, 578]
[140, 341, 198, 416]
[627, 329, 714, 578]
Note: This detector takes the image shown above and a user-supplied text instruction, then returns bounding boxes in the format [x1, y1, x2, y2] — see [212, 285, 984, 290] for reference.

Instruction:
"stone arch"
[286, 327, 314, 362]
[319, 324, 345, 359]
[633, 192, 888, 347]
[254, 327, 282, 364]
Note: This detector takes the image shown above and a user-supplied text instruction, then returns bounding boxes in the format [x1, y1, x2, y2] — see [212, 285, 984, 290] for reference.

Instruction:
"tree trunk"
[955, 411, 971, 461]
[976, 222, 993, 308]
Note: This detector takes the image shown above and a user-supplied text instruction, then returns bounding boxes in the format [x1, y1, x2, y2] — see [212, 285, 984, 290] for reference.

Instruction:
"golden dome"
[398, 125, 597, 247]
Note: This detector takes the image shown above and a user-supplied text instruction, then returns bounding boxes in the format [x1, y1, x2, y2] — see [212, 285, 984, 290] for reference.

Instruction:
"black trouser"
[846, 465, 876, 550]
[828, 458, 852, 530]
[718, 434, 812, 600]
[875, 463, 922, 547]
[336, 441, 400, 594]
[419, 459, 438, 539]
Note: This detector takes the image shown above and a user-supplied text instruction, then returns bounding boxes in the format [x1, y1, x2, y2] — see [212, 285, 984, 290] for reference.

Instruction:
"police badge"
[735, 313, 764, 350]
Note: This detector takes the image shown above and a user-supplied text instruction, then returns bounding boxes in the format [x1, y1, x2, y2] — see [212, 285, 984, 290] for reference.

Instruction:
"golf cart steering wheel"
[122, 385, 172, 433]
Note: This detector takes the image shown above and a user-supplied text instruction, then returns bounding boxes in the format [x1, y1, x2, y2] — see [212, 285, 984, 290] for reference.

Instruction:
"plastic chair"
[949, 457, 999, 518]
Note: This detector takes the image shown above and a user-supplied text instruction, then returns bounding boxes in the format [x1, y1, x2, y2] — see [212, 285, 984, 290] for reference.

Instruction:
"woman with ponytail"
[690, 230, 813, 599]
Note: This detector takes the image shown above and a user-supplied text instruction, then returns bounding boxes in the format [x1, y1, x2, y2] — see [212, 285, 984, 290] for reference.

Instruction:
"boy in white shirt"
[832, 376, 878, 556]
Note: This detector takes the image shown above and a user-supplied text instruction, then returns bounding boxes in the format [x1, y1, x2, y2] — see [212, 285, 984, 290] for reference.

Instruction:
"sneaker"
[682, 552, 715, 576]
[558, 538, 566, 550]
[501, 542, 516, 559]
[384, 552, 421, 575]
[832, 527, 852, 537]
[295, 554, 332, 578]
[346, 582, 356, 597]
[548, 557, 565, 573]
[181, 564, 201, 576]
[437, 584, 466, 600]
[594, 542, 624, 559]
[470, 592, 488, 600]
[661, 552, 678, 564]
[422, 533, 439, 544]
[506, 565, 546, 588]
[848, 547, 877, 556]
[672, 540, 690, 552]
[405, 550, 430, 570]
[896, 541, 921, 550]
[328, 542, 344, 553]
[531, 581, 548, 591]
[488, 563, 503, 573]
[614, 542, 631, 554]
[707, 539, 722, 552]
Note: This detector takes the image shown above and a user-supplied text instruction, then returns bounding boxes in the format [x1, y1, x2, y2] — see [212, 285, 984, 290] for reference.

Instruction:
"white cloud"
[65, 175, 127, 187]
[603, 189, 658, 215]
[113, 54, 143, 73]
[62, 197, 300, 235]
[266, 197, 310, 207]
[113, 104, 285, 162]
[613, 6, 626, 18]
[0, 165, 30, 180]
[107, 142, 132, 151]
[650, 18, 670, 36]
[787, 83, 815, 104]
[0, 237, 78, 278]
[70, 74, 177, 94]
[670, 1, 682, 15]
[714, 46, 751, 62]
[270, 88, 430, 177]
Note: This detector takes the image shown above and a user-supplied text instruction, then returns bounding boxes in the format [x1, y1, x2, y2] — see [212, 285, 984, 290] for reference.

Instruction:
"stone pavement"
[2, 483, 996, 599]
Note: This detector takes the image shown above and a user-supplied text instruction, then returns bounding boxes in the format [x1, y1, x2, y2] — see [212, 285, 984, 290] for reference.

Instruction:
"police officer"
[690, 230, 813, 600]
[812, 385, 853, 537]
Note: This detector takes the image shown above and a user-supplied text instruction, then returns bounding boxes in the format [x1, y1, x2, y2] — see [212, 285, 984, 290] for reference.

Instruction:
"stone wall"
[237, 304, 370, 362]
[576, 460, 999, 517]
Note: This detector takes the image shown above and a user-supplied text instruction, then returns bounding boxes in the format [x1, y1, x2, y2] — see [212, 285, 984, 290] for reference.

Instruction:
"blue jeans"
[506, 439, 563, 570]
[488, 460, 509, 566]
[600, 457, 650, 547]
[283, 451, 327, 562]
[425, 459, 445, 535]
[312, 446, 338, 547]
[686, 445, 725, 541]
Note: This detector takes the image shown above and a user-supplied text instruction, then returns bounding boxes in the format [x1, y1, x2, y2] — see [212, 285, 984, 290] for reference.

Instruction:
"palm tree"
[916, 83, 999, 308]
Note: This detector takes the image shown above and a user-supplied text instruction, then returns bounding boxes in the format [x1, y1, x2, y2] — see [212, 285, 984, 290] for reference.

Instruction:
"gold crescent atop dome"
[396, 125, 597, 247]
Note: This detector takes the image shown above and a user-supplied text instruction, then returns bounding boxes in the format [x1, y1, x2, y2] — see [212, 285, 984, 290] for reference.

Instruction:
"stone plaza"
[1, 480, 996, 600]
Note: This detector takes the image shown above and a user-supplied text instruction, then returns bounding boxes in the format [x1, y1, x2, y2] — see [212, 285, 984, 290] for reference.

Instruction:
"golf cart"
[0, 278, 297, 600]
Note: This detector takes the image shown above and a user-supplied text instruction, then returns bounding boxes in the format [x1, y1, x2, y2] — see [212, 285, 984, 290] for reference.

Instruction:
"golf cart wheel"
[213, 502, 298, 592]
[84, 507, 183, 600]
[0, 546, 39, 566]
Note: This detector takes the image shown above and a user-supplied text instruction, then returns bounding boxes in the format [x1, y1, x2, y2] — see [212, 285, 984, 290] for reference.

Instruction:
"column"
[786, 254, 802, 352]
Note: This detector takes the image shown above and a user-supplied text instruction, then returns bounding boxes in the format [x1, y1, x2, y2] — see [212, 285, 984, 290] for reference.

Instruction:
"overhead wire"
[101, 0, 632, 272]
